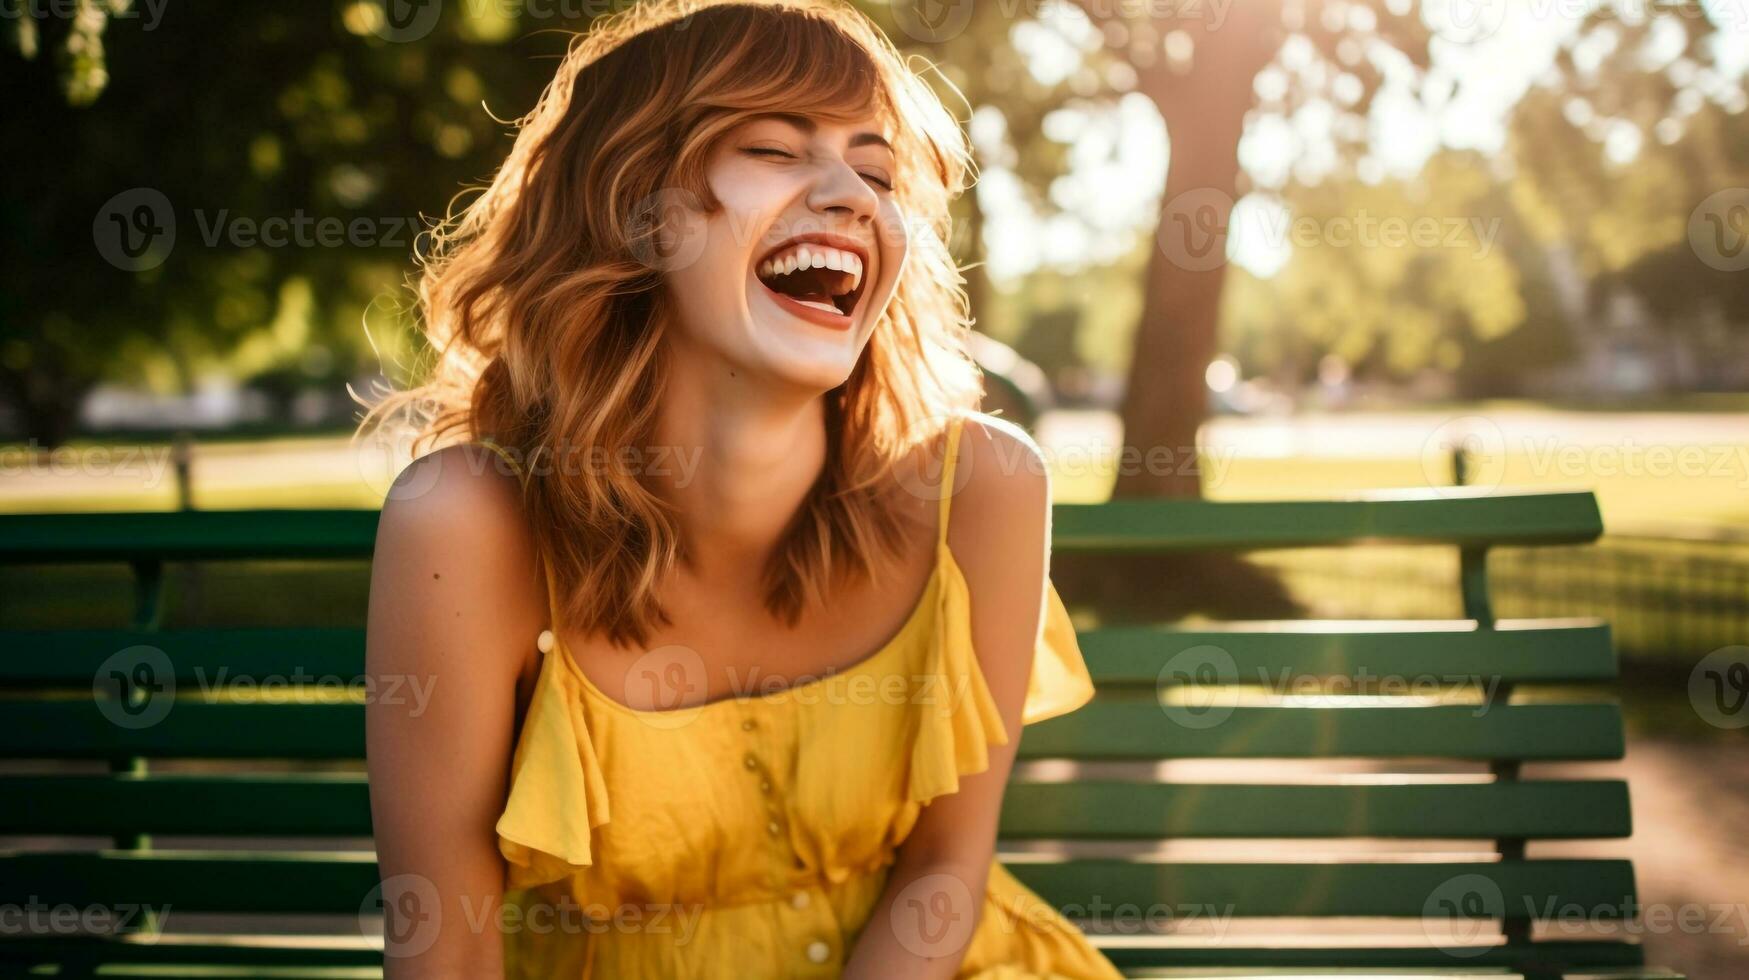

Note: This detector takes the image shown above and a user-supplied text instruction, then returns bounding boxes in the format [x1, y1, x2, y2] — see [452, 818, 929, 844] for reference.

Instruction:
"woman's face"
[660, 111, 911, 390]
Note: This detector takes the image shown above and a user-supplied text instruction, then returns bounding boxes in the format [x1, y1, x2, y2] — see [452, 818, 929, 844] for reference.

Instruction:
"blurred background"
[3, 0, 1746, 973]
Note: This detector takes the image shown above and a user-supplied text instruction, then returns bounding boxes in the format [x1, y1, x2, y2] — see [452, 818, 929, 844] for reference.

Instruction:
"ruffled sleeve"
[907, 568, 1096, 806]
[494, 641, 612, 890]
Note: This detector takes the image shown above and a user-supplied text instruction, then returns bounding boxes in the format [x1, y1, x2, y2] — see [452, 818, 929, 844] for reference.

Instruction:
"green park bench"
[0, 487, 1683, 978]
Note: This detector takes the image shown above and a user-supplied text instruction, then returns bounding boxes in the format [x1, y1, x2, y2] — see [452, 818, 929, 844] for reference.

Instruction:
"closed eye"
[744, 147, 893, 191]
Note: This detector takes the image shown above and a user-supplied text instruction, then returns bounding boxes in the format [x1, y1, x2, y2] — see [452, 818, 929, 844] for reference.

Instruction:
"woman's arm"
[365, 446, 545, 978]
[843, 417, 1054, 979]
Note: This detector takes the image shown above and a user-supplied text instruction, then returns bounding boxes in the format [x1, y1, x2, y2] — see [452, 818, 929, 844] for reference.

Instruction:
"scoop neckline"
[550, 543, 955, 719]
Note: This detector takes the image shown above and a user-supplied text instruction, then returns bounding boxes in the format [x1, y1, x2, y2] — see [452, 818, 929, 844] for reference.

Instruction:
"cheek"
[660, 211, 750, 340]
[868, 197, 913, 310]
[707, 162, 794, 250]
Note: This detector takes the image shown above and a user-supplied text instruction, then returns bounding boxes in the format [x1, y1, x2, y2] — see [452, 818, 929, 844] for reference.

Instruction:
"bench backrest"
[0, 488, 1645, 974]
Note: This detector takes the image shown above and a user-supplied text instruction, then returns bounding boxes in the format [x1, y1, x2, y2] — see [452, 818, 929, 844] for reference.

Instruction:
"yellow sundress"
[486, 414, 1122, 978]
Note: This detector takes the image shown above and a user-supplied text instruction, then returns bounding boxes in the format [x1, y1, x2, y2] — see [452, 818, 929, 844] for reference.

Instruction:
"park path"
[1539, 738, 1749, 978]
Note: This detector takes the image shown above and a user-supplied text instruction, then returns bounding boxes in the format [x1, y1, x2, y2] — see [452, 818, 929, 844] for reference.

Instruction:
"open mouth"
[754, 237, 869, 320]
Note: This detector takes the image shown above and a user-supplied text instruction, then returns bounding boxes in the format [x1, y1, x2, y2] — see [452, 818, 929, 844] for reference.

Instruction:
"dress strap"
[474, 439, 570, 648]
[938, 413, 966, 550]
[476, 438, 528, 485]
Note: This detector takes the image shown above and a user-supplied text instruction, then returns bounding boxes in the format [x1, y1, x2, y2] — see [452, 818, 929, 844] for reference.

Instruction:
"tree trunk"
[1050, 9, 1299, 622]
[0, 365, 88, 449]
[1114, 10, 1276, 501]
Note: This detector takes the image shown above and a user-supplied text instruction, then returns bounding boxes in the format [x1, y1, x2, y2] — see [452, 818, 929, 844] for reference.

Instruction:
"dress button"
[767, 820, 781, 836]
[806, 940, 830, 963]
[741, 718, 756, 731]
[760, 780, 772, 793]
[744, 753, 758, 770]
[790, 890, 810, 910]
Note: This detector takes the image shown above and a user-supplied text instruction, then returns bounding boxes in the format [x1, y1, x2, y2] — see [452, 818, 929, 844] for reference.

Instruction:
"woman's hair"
[357, 0, 984, 648]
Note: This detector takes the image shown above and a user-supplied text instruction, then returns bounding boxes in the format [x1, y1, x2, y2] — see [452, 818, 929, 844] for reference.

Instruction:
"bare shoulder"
[377, 443, 533, 546]
[369, 443, 546, 674]
[951, 411, 1051, 533]
[940, 411, 1052, 598]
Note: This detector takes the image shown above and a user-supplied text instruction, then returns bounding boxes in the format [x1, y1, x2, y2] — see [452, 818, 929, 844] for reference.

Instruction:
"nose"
[806, 157, 879, 225]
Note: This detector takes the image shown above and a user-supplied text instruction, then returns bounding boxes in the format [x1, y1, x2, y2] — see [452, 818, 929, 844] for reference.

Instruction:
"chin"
[741, 309, 865, 390]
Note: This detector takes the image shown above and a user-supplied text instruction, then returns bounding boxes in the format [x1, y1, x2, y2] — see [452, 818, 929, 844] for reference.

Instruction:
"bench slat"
[1100, 941, 1653, 970]
[0, 851, 381, 914]
[1023, 702, 1625, 761]
[0, 620, 1617, 686]
[0, 852, 1636, 920]
[0, 935, 1657, 974]
[0, 490, 1603, 565]
[999, 780, 1633, 839]
[1052, 490, 1603, 551]
[0, 510, 381, 563]
[0, 775, 1633, 840]
[0, 774, 372, 836]
[1088, 620, 1617, 686]
[0, 628, 362, 685]
[0, 703, 365, 759]
[0, 701, 1625, 761]
[0, 936, 378, 972]
[1010, 857, 1640, 919]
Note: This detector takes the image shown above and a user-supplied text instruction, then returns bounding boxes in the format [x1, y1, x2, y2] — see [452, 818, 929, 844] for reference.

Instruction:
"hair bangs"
[686, 3, 898, 132]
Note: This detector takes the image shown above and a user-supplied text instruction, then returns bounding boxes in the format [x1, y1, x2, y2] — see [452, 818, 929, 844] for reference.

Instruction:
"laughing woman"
[360, 0, 1122, 976]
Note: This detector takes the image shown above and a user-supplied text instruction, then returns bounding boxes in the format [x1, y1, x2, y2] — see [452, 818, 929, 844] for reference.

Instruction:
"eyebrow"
[753, 112, 893, 152]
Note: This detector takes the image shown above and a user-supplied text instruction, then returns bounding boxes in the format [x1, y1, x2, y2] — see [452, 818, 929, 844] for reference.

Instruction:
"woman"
[361, 0, 1120, 976]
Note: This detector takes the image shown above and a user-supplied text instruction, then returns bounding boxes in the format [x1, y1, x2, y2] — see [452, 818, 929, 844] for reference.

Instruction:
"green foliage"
[2, 1, 564, 442]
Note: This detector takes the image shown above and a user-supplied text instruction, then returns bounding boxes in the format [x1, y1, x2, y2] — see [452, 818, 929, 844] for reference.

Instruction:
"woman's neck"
[651, 366, 829, 580]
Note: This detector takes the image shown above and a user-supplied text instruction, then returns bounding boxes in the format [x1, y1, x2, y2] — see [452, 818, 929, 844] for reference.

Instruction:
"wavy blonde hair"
[357, 0, 985, 648]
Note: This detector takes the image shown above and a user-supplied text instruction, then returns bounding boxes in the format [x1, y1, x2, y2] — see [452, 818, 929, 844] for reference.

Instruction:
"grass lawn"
[8, 411, 1748, 533]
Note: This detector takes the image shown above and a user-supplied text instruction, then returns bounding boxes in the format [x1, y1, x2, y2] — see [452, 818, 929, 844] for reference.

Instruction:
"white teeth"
[756, 242, 865, 293]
